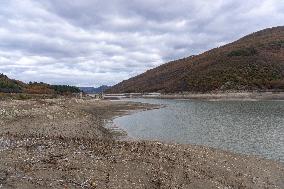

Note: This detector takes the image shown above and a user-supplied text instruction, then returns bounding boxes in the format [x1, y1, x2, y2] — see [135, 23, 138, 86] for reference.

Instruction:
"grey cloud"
[0, 0, 283, 86]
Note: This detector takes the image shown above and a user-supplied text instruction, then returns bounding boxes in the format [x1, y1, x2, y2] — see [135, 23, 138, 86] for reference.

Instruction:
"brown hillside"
[107, 26, 284, 93]
[0, 74, 81, 95]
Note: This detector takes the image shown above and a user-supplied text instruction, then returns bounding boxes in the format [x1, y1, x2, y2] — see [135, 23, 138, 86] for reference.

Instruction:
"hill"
[80, 85, 110, 94]
[0, 73, 26, 93]
[0, 74, 81, 95]
[107, 26, 284, 93]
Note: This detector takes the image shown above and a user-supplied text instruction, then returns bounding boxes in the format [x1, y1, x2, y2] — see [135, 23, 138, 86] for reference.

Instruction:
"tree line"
[0, 74, 81, 95]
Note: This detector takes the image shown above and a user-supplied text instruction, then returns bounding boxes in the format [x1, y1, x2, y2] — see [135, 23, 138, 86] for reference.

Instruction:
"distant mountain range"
[107, 26, 284, 93]
[80, 85, 111, 94]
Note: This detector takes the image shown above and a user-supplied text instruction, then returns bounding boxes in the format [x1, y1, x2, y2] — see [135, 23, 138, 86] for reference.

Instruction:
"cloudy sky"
[0, 0, 283, 87]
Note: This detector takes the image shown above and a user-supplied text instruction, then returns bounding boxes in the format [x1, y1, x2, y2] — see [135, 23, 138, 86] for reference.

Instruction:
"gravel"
[0, 98, 283, 189]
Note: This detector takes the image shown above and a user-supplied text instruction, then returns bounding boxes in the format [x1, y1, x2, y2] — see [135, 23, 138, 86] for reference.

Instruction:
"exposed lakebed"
[113, 98, 284, 162]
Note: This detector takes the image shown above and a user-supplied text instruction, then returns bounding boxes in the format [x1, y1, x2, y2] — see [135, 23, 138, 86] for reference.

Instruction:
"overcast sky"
[0, 0, 283, 87]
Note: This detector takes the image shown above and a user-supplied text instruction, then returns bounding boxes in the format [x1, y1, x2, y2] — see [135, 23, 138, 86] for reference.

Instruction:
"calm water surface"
[113, 98, 284, 162]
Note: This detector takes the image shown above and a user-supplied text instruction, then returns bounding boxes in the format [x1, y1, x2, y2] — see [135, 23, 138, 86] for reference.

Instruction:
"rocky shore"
[0, 97, 283, 188]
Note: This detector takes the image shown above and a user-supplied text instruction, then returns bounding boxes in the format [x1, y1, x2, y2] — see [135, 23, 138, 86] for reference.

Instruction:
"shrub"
[51, 85, 81, 94]
[228, 47, 257, 57]
[17, 94, 31, 100]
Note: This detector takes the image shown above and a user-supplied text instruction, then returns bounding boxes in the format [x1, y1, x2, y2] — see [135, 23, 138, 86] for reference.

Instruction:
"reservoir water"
[113, 98, 284, 162]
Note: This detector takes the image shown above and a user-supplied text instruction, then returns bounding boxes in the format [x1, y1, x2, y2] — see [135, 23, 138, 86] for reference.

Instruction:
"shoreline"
[0, 97, 283, 188]
[144, 91, 284, 101]
[104, 102, 162, 141]
[107, 99, 284, 162]
[104, 91, 284, 101]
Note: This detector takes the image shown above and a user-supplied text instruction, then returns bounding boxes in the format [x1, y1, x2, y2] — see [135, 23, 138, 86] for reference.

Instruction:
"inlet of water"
[113, 98, 284, 162]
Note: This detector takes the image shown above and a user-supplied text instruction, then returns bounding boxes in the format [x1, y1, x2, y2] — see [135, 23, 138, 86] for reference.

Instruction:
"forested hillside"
[0, 74, 81, 95]
[107, 26, 284, 93]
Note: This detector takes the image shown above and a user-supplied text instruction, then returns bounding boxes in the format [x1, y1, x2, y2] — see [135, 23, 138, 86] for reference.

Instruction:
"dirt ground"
[0, 98, 283, 189]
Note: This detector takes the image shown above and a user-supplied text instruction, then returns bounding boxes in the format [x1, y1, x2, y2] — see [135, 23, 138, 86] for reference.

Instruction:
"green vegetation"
[0, 73, 23, 93]
[51, 85, 81, 94]
[0, 74, 81, 96]
[269, 40, 284, 48]
[17, 94, 31, 100]
[227, 47, 257, 57]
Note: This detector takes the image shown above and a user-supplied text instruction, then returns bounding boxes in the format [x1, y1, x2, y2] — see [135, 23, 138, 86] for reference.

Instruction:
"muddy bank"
[0, 98, 283, 188]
